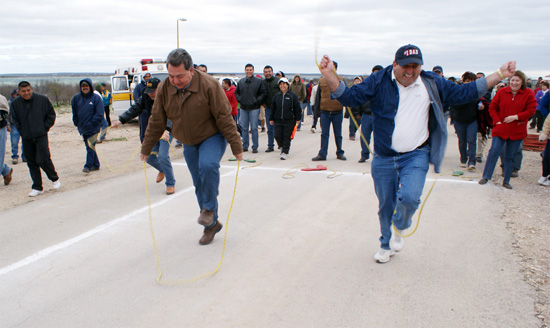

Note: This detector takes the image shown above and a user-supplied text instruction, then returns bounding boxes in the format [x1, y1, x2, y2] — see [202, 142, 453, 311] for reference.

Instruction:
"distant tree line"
[0, 80, 111, 107]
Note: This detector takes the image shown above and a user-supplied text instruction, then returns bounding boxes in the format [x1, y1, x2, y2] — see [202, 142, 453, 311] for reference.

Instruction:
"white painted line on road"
[0, 169, 237, 277]
[177, 162, 478, 184]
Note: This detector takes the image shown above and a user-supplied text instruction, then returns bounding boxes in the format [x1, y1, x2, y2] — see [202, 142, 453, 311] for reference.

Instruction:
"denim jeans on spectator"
[264, 107, 275, 148]
[371, 145, 430, 250]
[239, 108, 259, 151]
[183, 132, 227, 228]
[482, 136, 522, 184]
[10, 125, 25, 160]
[297, 102, 306, 130]
[318, 110, 344, 158]
[360, 114, 374, 159]
[1, 127, 11, 176]
[82, 134, 100, 170]
[349, 115, 360, 137]
[453, 121, 477, 166]
[499, 140, 523, 171]
[146, 136, 175, 187]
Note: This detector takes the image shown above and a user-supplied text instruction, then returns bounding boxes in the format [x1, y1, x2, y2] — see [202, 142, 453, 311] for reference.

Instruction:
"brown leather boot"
[199, 221, 223, 245]
[4, 168, 13, 185]
[198, 209, 214, 226]
[156, 172, 165, 183]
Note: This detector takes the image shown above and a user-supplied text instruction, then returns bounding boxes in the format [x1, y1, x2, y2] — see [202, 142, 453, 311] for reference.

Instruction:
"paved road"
[0, 118, 537, 327]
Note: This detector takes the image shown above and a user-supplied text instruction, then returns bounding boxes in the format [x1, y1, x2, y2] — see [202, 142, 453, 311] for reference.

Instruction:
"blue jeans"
[349, 114, 360, 137]
[83, 134, 100, 169]
[1, 127, 11, 176]
[240, 108, 259, 151]
[99, 118, 109, 141]
[297, 102, 306, 129]
[360, 114, 374, 159]
[306, 102, 312, 115]
[318, 110, 344, 158]
[264, 107, 275, 148]
[371, 145, 430, 250]
[482, 137, 523, 184]
[453, 121, 477, 166]
[499, 140, 523, 171]
[10, 125, 25, 160]
[146, 137, 175, 187]
[183, 133, 227, 228]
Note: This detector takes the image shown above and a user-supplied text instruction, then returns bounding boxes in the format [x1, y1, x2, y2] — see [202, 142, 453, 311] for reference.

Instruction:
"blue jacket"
[537, 92, 549, 117]
[333, 66, 487, 172]
[71, 78, 104, 136]
[133, 80, 146, 101]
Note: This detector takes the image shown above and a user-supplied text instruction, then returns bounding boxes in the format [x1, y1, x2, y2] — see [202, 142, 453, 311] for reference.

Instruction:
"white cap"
[278, 77, 290, 85]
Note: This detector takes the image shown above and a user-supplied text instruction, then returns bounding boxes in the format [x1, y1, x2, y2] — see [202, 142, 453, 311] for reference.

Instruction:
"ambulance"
[110, 58, 169, 117]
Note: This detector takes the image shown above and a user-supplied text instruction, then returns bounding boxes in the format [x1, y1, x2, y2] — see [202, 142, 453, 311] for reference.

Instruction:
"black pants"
[22, 135, 59, 191]
[274, 120, 296, 154]
[529, 111, 545, 131]
[104, 105, 111, 126]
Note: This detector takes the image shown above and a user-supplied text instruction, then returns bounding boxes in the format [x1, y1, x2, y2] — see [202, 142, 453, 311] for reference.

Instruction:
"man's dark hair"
[18, 81, 31, 89]
[264, 65, 273, 71]
[198, 64, 207, 72]
[476, 72, 485, 77]
[166, 48, 194, 70]
[372, 65, 384, 72]
[333, 61, 338, 70]
[245, 63, 254, 70]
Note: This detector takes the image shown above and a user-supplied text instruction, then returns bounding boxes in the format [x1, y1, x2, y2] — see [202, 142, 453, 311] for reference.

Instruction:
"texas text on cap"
[432, 65, 443, 73]
[395, 44, 423, 66]
[145, 77, 161, 93]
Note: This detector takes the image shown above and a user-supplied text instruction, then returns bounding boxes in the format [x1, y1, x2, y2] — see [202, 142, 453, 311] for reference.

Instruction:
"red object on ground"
[523, 134, 546, 152]
[301, 165, 327, 171]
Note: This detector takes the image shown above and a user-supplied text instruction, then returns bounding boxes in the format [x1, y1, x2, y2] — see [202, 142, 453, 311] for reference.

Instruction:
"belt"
[321, 109, 343, 114]
[398, 139, 429, 155]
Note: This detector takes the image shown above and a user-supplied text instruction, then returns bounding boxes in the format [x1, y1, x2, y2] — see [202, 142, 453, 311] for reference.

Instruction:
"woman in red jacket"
[479, 71, 537, 189]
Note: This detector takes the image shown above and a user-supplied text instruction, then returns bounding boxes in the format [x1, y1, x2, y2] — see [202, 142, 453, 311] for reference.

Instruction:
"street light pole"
[177, 18, 187, 48]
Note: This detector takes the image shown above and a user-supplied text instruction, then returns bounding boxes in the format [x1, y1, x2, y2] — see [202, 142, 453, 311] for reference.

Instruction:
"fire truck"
[110, 58, 169, 117]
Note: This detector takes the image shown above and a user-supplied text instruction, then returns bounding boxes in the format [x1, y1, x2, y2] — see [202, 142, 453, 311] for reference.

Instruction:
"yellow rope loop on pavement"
[325, 165, 342, 179]
[145, 160, 241, 285]
[282, 163, 310, 179]
[242, 157, 262, 169]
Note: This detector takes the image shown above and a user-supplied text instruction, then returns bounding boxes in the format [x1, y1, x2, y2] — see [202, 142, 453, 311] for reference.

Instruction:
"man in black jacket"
[10, 81, 60, 197]
[112, 78, 176, 195]
[269, 78, 301, 160]
[235, 63, 267, 153]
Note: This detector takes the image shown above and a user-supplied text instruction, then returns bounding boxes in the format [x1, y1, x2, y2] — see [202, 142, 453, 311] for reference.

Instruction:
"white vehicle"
[110, 58, 169, 117]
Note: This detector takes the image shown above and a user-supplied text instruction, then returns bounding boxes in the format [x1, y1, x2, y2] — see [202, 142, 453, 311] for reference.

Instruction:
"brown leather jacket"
[141, 70, 242, 156]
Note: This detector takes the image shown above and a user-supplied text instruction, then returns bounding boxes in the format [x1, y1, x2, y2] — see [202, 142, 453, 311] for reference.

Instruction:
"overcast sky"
[2, 0, 549, 78]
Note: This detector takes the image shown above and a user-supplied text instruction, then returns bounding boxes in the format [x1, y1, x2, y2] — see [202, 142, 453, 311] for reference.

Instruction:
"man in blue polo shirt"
[318, 44, 516, 263]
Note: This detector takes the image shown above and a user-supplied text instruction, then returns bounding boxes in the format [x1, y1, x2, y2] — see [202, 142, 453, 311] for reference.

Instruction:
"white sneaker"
[390, 229, 405, 252]
[28, 189, 44, 197]
[537, 176, 548, 185]
[52, 180, 61, 190]
[280, 153, 287, 160]
[460, 163, 467, 168]
[374, 248, 395, 263]
[543, 180, 550, 187]
[310, 127, 316, 133]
